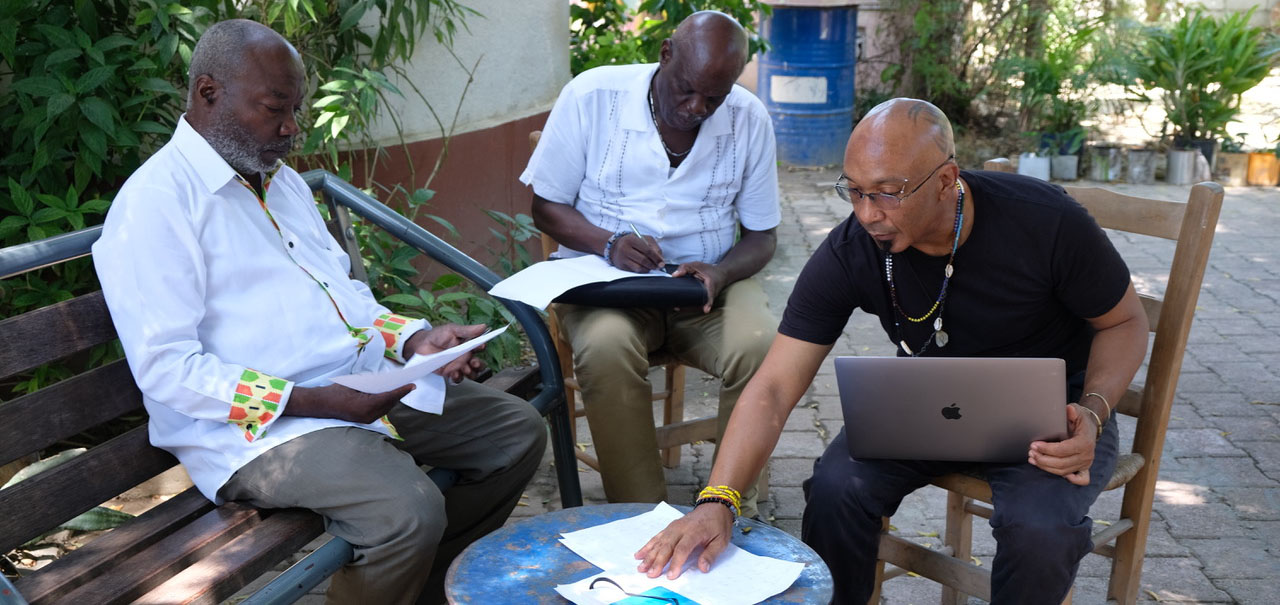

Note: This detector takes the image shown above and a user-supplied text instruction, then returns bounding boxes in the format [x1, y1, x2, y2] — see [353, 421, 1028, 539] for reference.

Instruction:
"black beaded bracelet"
[694, 495, 739, 518]
[602, 231, 628, 266]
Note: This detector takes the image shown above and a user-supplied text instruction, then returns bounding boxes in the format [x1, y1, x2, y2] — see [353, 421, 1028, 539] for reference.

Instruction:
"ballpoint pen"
[629, 221, 666, 267]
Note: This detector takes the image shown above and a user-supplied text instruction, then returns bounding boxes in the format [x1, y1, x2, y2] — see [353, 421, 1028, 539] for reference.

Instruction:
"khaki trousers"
[217, 380, 546, 605]
[555, 278, 776, 516]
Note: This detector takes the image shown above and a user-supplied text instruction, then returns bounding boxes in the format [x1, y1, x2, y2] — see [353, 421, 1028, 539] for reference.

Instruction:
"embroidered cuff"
[230, 369, 292, 442]
[373, 313, 427, 363]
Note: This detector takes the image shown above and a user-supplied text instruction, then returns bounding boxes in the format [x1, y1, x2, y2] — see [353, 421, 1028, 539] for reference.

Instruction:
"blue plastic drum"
[758, 4, 858, 166]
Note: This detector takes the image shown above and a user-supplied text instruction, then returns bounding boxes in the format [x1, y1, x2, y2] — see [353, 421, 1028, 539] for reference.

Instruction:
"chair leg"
[940, 491, 973, 605]
[869, 517, 890, 604]
[661, 364, 686, 468]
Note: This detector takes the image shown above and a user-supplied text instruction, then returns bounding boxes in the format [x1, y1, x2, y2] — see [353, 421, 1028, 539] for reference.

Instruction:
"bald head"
[187, 19, 301, 110]
[853, 98, 956, 163]
[668, 11, 750, 82]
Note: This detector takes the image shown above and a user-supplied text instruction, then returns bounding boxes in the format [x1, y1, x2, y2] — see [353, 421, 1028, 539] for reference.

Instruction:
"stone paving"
[511, 168, 1280, 604]
[239, 169, 1279, 603]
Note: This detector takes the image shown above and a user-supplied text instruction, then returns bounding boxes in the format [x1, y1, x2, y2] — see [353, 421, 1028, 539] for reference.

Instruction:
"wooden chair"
[870, 158, 1224, 604]
[528, 130, 717, 471]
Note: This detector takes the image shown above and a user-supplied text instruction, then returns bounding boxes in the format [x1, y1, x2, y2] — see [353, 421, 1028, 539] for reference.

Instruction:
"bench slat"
[46, 503, 265, 605]
[0, 427, 176, 553]
[0, 291, 117, 381]
[12, 489, 214, 603]
[134, 509, 324, 605]
[0, 359, 142, 467]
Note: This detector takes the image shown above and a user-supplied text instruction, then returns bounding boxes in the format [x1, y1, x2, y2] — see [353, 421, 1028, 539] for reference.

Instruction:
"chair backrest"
[981, 158, 1224, 490]
[528, 130, 561, 262]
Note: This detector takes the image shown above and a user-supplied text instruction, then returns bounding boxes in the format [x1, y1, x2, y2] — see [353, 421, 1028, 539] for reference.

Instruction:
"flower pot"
[1216, 152, 1249, 186]
[1050, 154, 1079, 180]
[1247, 152, 1280, 186]
[1087, 146, 1122, 182]
[1173, 136, 1217, 172]
[1126, 149, 1156, 184]
[1017, 153, 1051, 181]
[1166, 149, 1198, 185]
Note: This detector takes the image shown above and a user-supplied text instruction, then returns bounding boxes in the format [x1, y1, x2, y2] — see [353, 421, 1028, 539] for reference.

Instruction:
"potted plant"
[1217, 134, 1250, 186]
[1014, 15, 1105, 181]
[1132, 8, 1279, 174]
[1247, 136, 1280, 186]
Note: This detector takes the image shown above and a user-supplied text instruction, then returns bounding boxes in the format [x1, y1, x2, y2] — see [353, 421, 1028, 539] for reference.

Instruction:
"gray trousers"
[555, 278, 776, 516]
[217, 379, 546, 605]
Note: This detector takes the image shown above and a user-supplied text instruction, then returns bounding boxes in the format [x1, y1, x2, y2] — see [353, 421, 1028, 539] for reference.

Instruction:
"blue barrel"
[758, 4, 858, 167]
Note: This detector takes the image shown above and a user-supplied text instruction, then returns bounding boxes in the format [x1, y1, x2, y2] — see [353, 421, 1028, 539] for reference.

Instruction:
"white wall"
[367, 0, 570, 145]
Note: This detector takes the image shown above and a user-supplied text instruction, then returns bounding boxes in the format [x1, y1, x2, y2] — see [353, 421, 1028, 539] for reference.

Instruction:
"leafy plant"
[570, 0, 772, 76]
[1131, 7, 1280, 143]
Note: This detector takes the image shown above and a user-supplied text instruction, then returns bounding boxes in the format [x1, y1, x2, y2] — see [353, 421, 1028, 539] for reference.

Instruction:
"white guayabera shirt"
[521, 63, 781, 264]
[93, 116, 440, 503]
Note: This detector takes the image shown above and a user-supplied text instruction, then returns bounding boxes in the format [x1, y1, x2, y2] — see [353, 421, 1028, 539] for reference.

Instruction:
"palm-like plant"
[1133, 8, 1279, 143]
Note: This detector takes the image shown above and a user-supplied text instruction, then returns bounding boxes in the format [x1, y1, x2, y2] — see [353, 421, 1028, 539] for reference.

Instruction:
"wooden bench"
[0, 170, 582, 605]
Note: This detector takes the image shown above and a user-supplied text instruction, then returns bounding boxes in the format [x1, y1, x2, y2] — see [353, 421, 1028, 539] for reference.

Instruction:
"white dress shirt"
[93, 117, 443, 503]
[520, 63, 781, 265]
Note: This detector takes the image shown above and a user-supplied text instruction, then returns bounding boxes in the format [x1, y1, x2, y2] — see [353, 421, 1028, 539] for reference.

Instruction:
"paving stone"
[1214, 487, 1280, 521]
[1156, 499, 1252, 539]
[1162, 428, 1247, 457]
[782, 405, 819, 432]
[1247, 440, 1280, 472]
[1161, 455, 1276, 487]
[768, 457, 817, 487]
[1211, 415, 1280, 441]
[1215, 579, 1280, 604]
[1137, 556, 1232, 602]
[770, 485, 807, 519]
[1191, 391, 1272, 417]
[1182, 537, 1280, 579]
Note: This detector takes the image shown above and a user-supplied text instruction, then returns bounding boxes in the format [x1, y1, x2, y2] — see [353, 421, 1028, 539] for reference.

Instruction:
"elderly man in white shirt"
[91, 20, 545, 605]
[521, 11, 778, 516]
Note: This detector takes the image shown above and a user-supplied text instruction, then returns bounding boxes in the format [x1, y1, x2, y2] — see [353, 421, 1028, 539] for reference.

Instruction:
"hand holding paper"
[329, 325, 509, 414]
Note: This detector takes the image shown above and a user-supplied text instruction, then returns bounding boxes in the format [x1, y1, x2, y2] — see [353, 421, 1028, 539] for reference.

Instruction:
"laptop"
[834, 356, 1069, 462]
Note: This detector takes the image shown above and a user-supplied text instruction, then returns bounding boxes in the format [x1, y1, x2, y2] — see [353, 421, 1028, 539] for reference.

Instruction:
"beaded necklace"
[648, 72, 691, 158]
[886, 179, 965, 356]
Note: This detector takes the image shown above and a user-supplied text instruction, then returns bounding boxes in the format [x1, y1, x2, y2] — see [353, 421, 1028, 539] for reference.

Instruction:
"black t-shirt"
[778, 170, 1130, 375]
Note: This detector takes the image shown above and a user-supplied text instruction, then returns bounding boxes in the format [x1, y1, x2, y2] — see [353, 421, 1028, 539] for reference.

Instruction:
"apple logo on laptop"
[941, 404, 962, 420]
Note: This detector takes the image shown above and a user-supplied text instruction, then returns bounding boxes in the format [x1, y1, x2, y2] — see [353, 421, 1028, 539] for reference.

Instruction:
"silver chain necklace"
[648, 74, 691, 158]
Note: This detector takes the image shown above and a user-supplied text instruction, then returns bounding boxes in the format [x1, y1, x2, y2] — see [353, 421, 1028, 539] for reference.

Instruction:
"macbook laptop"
[834, 356, 1069, 462]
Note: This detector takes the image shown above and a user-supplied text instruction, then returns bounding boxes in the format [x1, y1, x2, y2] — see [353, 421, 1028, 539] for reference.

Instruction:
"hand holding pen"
[608, 222, 665, 273]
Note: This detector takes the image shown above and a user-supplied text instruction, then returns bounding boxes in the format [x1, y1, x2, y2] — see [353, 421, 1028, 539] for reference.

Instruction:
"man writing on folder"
[520, 11, 779, 516]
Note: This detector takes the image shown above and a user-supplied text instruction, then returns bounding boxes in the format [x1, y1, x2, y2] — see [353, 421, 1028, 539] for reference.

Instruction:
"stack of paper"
[554, 503, 805, 605]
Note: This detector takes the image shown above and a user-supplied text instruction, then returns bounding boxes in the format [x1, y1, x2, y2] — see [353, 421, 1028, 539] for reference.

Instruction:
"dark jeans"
[801, 379, 1120, 604]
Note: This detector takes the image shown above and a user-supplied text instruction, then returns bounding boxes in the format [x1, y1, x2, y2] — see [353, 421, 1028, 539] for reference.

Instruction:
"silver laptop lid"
[835, 357, 1069, 462]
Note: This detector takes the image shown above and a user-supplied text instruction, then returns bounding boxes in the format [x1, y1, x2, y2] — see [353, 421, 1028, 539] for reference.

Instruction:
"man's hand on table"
[610, 233, 665, 273]
[405, 323, 489, 383]
[1029, 403, 1099, 486]
[634, 502, 735, 579]
[671, 262, 727, 313]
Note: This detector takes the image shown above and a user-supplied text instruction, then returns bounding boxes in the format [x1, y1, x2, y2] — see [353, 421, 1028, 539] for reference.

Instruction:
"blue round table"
[444, 503, 833, 604]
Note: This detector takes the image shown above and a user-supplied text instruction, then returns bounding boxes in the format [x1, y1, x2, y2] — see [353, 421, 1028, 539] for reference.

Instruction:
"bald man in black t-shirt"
[635, 98, 1150, 604]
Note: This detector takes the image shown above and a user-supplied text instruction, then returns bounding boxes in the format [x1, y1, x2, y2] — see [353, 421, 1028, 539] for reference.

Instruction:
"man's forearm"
[714, 228, 777, 283]
[1080, 287, 1149, 424]
[531, 194, 613, 256]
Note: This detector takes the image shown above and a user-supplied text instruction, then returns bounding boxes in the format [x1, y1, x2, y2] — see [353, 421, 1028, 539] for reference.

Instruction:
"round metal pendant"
[935, 330, 949, 347]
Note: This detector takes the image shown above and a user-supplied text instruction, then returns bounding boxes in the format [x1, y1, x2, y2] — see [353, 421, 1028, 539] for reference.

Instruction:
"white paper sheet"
[555, 503, 805, 605]
[328, 325, 509, 414]
[487, 255, 669, 310]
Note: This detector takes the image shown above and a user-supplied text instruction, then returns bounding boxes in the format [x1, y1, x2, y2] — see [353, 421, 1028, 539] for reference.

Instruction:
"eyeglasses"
[834, 155, 956, 210]
[588, 577, 681, 603]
